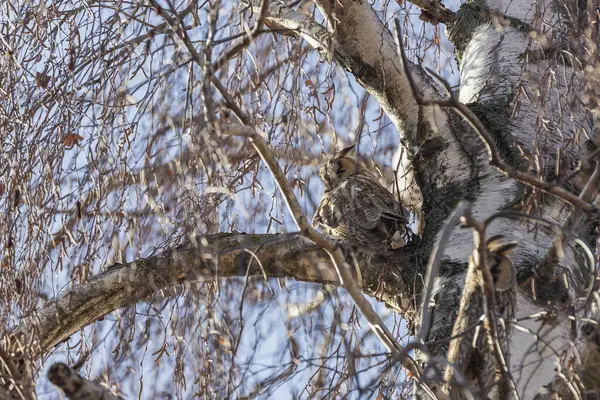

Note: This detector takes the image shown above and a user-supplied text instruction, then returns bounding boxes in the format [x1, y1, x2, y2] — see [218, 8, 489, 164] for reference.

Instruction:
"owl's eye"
[337, 169, 346, 175]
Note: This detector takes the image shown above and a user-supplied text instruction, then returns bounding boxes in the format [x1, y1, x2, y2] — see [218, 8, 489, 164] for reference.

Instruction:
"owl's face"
[319, 145, 367, 190]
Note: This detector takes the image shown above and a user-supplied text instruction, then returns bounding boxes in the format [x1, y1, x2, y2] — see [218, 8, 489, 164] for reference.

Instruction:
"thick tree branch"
[48, 363, 122, 400]
[324, 0, 437, 136]
[12, 231, 415, 362]
[17, 233, 340, 356]
[265, 1, 446, 144]
[393, 19, 599, 215]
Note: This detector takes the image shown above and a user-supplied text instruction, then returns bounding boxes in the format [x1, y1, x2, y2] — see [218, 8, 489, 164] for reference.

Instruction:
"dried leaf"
[63, 134, 84, 150]
[35, 72, 51, 88]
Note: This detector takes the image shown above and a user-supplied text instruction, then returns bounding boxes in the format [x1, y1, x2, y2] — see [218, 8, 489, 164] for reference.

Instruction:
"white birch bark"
[454, 0, 593, 396]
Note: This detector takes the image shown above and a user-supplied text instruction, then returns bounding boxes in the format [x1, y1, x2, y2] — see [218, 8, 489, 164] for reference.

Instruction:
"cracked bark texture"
[5, 234, 414, 366]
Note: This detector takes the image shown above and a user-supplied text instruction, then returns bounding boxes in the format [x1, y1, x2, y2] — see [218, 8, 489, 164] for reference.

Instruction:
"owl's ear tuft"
[334, 144, 356, 159]
[494, 242, 519, 256]
[487, 235, 518, 256]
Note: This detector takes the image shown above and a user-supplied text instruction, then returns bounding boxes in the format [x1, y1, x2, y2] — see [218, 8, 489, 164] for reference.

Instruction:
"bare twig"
[208, 0, 269, 74]
[564, 159, 600, 237]
[461, 213, 519, 399]
[0, 343, 32, 400]
[536, 156, 600, 280]
[483, 210, 563, 229]
[0, 346, 21, 389]
[151, 0, 252, 125]
[375, 339, 475, 400]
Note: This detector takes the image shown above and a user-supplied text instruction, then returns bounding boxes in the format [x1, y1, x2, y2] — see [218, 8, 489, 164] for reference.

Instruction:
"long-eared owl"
[442, 236, 518, 399]
[312, 145, 410, 251]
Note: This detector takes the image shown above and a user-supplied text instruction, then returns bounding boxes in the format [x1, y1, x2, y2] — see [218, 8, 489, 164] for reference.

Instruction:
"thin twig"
[536, 159, 600, 279]
[483, 210, 563, 229]
[242, 248, 275, 295]
[374, 339, 474, 400]
[0, 344, 32, 400]
[208, 0, 269, 75]
[564, 160, 600, 236]
[149, 0, 256, 127]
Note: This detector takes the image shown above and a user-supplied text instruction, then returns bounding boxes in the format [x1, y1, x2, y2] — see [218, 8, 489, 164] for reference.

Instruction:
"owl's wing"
[312, 186, 360, 241]
[311, 198, 325, 227]
[313, 177, 409, 247]
[350, 177, 408, 230]
[312, 191, 340, 231]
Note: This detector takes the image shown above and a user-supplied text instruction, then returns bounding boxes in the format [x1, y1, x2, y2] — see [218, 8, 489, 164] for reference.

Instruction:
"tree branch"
[393, 18, 599, 215]
[48, 363, 122, 400]
[266, 0, 445, 146]
[16, 233, 339, 356]
[405, 0, 456, 25]
[461, 213, 518, 399]
[416, 200, 471, 344]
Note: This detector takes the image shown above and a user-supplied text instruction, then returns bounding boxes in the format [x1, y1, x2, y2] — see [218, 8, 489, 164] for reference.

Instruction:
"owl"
[312, 145, 410, 252]
[442, 235, 518, 399]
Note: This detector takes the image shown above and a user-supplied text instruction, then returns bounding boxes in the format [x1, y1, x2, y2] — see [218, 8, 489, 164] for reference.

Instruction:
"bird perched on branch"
[312, 145, 411, 251]
[442, 235, 518, 399]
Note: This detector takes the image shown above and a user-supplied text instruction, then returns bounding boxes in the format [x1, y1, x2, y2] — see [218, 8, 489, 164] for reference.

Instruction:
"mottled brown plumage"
[443, 236, 518, 399]
[312, 145, 410, 251]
